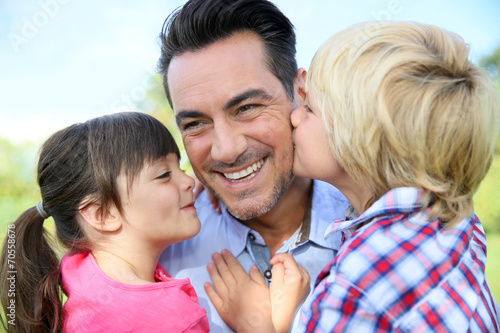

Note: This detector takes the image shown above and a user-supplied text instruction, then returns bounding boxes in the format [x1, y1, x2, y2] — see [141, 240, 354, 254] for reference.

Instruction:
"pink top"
[61, 251, 209, 332]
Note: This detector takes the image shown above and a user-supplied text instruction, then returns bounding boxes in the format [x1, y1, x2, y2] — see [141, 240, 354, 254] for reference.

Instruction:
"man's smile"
[221, 158, 265, 183]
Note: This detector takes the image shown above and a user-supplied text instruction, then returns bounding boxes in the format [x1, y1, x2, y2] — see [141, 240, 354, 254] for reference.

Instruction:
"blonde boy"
[292, 21, 500, 332]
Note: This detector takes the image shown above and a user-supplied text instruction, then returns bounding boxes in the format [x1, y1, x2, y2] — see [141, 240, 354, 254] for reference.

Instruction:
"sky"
[1, 0, 500, 144]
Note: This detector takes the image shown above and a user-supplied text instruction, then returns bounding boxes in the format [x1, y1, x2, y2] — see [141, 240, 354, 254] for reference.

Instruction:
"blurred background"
[1, 0, 499, 300]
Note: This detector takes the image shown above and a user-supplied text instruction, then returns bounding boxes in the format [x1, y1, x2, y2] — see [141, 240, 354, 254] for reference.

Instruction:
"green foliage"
[480, 45, 500, 80]
[0, 139, 40, 240]
[475, 155, 500, 233]
[474, 71, 500, 233]
[485, 233, 500, 300]
[135, 74, 193, 174]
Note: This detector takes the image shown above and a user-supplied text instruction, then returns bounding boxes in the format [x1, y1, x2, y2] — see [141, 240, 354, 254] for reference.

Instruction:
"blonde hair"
[307, 21, 499, 225]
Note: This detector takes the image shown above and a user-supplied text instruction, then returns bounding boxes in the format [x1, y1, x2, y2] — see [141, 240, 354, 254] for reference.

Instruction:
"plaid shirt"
[299, 187, 499, 332]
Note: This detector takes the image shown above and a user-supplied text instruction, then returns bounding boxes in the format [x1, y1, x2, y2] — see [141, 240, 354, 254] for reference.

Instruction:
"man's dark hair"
[158, 0, 298, 105]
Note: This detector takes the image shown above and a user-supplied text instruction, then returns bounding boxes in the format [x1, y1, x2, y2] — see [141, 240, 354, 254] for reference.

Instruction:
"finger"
[207, 262, 229, 297]
[249, 265, 268, 286]
[204, 281, 224, 311]
[270, 263, 288, 308]
[221, 249, 247, 276]
[271, 262, 285, 286]
[298, 266, 311, 300]
[270, 252, 294, 266]
[272, 253, 303, 278]
[212, 251, 237, 286]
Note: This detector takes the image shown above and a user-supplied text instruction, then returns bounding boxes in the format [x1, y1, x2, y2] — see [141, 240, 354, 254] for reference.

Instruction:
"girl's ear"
[79, 201, 122, 232]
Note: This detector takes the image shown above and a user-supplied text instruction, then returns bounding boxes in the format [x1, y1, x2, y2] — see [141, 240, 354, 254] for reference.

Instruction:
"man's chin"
[219, 181, 291, 221]
[206, 167, 294, 220]
[223, 199, 276, 221]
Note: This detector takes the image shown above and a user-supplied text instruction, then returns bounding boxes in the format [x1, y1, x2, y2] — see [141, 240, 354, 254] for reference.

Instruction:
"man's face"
[167, 32, 297, 220]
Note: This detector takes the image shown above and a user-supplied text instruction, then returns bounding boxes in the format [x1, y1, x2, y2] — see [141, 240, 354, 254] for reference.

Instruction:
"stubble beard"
[226, 169, 294, 220]
[196, 155, 295, 221]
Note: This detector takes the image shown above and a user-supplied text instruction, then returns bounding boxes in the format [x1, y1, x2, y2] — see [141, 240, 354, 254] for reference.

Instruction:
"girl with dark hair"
[0, 112, 209, 332]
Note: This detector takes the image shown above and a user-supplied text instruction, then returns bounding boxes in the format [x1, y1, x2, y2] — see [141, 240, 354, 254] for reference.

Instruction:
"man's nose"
[211, 120, 248, 164]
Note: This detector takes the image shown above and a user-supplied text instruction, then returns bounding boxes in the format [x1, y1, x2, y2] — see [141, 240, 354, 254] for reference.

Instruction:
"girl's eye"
[305, 105, 313, 113]
[157, 171, 172, 180]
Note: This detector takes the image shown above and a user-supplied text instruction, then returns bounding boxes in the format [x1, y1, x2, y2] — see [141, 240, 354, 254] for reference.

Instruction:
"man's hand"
[205, 250, 275, 332]
[269, 253, 310, 333]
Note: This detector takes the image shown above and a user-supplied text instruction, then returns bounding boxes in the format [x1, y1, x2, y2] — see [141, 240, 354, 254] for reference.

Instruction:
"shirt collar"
[308, 180, 350, 248]
[288, 185, 313, 250]
[219, 186, 313, 255]
[288, 180, 351, 250]
[325, 187, 426, 239]
[221, 208, 253, 257]
[219, 179, 350, 254]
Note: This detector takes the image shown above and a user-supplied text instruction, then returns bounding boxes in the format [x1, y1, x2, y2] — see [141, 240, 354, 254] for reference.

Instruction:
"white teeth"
[223, 159, 264, 182]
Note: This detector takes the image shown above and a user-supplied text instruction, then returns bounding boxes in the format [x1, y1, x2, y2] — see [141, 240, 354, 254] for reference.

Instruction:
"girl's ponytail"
[1, 206, 63, 333]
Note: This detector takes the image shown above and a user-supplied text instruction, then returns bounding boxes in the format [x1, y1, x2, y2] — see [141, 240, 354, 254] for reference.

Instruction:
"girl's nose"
[181, 171, 195, 192]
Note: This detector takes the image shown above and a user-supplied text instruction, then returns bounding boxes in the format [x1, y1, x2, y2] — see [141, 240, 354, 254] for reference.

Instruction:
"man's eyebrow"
[175, 110, 204, 127]
[224, 89, 272, 110]
[175, 89, 272, 126]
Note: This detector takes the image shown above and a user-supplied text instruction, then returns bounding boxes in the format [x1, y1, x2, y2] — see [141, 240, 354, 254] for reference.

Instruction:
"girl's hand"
[269, 253, 310, 333]
[205, 250, 275, 333]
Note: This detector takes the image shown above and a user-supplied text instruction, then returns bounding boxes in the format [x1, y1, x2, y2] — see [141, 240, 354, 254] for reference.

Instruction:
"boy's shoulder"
[334, 207, 478, 311]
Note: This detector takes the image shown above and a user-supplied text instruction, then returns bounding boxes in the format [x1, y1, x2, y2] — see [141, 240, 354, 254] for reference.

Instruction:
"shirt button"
[249, 233, 256, 241]
[264, 269, 272, 279]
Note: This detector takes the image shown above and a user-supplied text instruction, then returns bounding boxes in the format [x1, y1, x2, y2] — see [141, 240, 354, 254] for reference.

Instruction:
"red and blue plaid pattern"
[300, 187, 499, 332]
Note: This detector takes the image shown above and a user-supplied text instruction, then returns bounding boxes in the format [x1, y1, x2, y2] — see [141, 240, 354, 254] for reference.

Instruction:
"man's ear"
[79, 201, 122, 232]
[295, 67, 307, 104]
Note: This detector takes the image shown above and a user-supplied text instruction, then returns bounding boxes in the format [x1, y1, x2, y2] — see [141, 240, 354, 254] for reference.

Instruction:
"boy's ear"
[295, 67, 307, 104]
[79, 201, 122, 232]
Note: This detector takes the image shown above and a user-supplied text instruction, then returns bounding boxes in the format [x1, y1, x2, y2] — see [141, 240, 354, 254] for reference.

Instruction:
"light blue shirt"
[160, 180, 350, 332]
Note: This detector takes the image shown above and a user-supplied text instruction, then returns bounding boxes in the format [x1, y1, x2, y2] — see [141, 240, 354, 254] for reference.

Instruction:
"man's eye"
[182, 120, 202, 131]
[236, 104, 262, 115]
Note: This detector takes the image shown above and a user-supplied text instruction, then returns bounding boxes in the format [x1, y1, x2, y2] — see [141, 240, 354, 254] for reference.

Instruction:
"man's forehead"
[168, 36, 277, 115]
